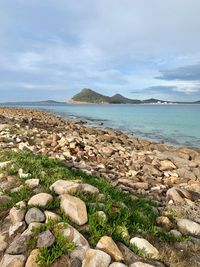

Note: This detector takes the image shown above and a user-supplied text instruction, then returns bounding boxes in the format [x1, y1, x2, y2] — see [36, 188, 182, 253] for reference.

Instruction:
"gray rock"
[6, 235, 29, 254]
[117, 242, 141, 265]
[177, 218, 200, 236]
[70, 257, 82, 267]
[130, 237, 159, 259]
[37, 230, 55, 248]
[25, 207, 45, 224]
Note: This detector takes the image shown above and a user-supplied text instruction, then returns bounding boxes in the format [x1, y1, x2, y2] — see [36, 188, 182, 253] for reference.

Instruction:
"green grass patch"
[0, 149, 182, 253]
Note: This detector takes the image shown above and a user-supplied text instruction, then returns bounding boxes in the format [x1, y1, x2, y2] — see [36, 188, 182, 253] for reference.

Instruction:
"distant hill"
[69, 89, 190, 104]
[69, 89, 110, 104]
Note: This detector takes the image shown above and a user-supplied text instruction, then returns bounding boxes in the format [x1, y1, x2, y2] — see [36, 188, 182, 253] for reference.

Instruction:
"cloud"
[1, 0, 200, 101]
[157, 64, 200, 81]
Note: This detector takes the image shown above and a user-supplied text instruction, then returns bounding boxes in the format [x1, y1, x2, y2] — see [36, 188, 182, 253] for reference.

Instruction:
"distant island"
[69, 88, 200, 104]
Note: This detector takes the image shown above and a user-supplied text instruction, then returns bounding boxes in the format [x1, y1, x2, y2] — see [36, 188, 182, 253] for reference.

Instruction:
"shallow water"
[1, 103, 200, 147]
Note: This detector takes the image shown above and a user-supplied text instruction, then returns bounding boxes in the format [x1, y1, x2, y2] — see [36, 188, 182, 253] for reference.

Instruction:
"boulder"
[0, 161, 11, 168]
[0, 254, 26, 267]
[50, 180, 81, 195]
[177, 219, 200, 236]
[82, 248, 111, 267]
[44, 210, 60, 223]
[37, 230, 55, 248]
[25, 208, 45, 224]
[22, 222, 43, 237]
[159, 160, 176, 171]
[60, 194, 88, 225]
[166, 188, 185, 205]
[25, 179, 40, 189]
[117, 242, 141, 265]
[9, 200, 26, 224]
[9, 221, 26, 237]
[61, 223, 90, 261]
[130, 237, 159, 259]
[25, 249, 40, 267]
[80, 183, 99, 195]
[28, 193, 53, 207]
[96, 236, 124, 261]
[6, 235, 29, 254]
[51, 255, 71, 267]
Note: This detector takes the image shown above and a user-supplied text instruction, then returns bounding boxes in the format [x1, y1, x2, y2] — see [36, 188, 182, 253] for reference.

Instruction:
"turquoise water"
[1, 103, 200, 147]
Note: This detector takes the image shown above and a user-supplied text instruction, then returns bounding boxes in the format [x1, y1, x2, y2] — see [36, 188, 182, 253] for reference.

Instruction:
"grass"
[28, 219, 76, 267]
[0, 149, 187, 263]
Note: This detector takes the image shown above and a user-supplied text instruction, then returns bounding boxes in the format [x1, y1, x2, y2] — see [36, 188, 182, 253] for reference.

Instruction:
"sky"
[1, 0, 200, 102]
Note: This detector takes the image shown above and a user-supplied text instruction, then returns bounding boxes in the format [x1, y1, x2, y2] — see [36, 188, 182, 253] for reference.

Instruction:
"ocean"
[1, 103, 200, 148]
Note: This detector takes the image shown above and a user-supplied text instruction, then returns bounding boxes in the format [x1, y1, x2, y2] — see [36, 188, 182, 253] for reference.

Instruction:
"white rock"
[18, 168, 30, 178]
[60, 194, 88, 225]
[60, 223, 90, 261]
[22, 222, 43, 236]
[0, 161, 11, 168]
[44, 211, 60, 223]
[50, 179, 81, 194]
[25, 179, 39, 188]
[82, 248, 111, 267]
[109, 263, 127, 267]
[130, 237, 159, 259]
[9, 201, 26, 224]
[177, 219, 200, 236]
[80, 183, 99, 195]
[97, 211, 107, 221]
[0, 254, 26, 267]
[9, 222, 26, 237]
[28, 193, 53, 207]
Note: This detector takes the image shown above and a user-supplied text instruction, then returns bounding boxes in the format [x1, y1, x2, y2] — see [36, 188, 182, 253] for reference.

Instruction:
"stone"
[82, 248, 111, 267]
[9, 200, 26, 224]
[130, 237, 159, 259]
[156, 216, 172, 230]
[22, 222, 43, 237]
[44, 210, 60, 223]
[130, 262, 155, 267]
[51, 255, 71, 267]
[177, 219, 200, 236]
[25, 208, 45, 224]
[25, 179, 40, 188]
[6, 235, 29, 254]
[97, 211, 107, 221]
[170, 229, 182, 237]
[0, 161, 11, 168]
[96, 236, 124, 261]
[25, 249, 40, 267]
[9, 221, 26, 237]
[60, 223, 90, 261]
[117, 242, 141, 265]
[0, 195, 11, 205]
[159, 160, 176, 171]
[80, 183, 99, 195]
[71, 258, 82, 267]
[50, 179, 81, 195]
[0, 254, 26, 267]
[60, 194, 88, 225]
[37, 230, 55, 248]
[109, 263, 127, 267]
[28, 193, 53, 207]
[166, 188, 184, 205]
[18, 168, 30, 178]
[0, 234, 8, 252]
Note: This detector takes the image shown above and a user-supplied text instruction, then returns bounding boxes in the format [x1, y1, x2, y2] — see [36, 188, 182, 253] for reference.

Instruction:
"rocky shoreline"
[0, 107, 200, 266]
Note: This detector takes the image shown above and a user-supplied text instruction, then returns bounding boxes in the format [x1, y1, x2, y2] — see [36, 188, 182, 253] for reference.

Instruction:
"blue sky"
[1, 0, 200, 102]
